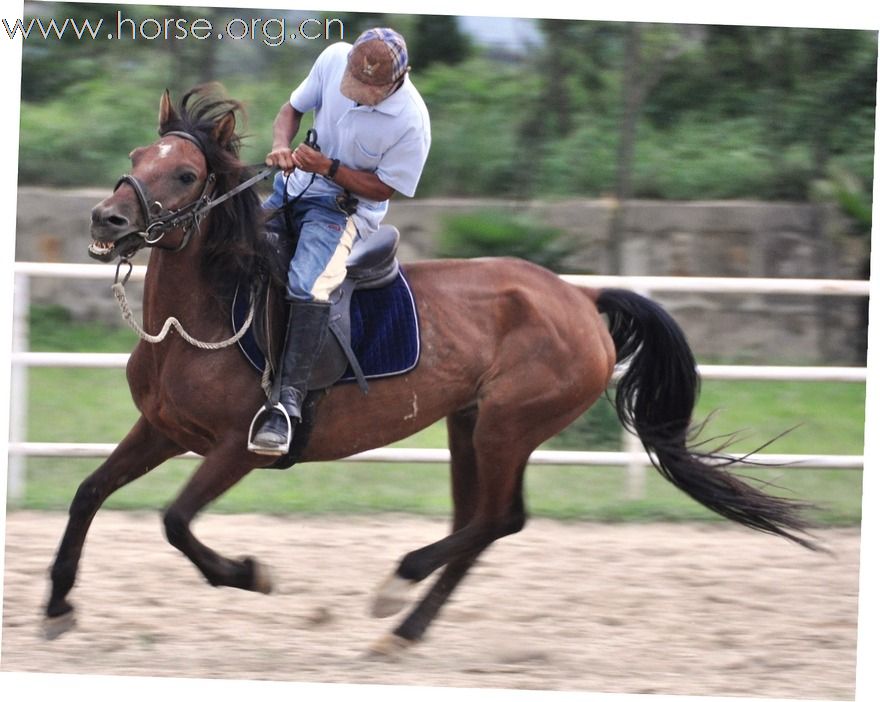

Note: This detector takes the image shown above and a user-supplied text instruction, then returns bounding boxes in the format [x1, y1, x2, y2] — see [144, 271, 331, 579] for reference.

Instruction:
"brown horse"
[45, 86, 816, 654]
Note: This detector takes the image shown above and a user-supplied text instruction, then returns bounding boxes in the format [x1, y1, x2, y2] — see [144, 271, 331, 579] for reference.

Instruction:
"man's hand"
[266, 103, 304, 175]
[265, 146, 296, 175]
[291, 143, 332, 175]
[274, 140, 395, 202]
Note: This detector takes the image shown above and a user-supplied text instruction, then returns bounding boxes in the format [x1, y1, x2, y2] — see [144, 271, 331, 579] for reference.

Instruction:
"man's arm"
[292, 143, 395, 202]
[265, 103, 304, 174]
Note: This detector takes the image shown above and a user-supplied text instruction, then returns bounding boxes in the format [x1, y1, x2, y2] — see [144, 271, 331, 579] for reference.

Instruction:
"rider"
[250, 27, 431, 455]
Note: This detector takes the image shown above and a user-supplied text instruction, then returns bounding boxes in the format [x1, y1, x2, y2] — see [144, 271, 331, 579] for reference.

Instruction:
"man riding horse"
[252, 27, 432, 454]
[54, 75, 818, 650]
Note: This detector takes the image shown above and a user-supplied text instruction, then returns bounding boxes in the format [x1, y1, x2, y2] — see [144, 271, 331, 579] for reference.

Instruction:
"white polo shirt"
[287, 42, 431, 236]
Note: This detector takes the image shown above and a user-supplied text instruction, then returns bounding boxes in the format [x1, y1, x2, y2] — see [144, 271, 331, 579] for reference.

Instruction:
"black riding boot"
[250, 301, 331, 454]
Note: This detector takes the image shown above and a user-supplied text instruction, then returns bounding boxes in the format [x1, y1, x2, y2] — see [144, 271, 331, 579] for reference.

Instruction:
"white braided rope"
[111, 281, 254, 349]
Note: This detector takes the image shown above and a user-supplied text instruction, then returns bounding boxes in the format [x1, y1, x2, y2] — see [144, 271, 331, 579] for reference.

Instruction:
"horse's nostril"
[91, 206, 129, 230]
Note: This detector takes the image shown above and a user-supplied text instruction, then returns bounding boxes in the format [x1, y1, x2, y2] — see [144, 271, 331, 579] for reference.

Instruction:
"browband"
[160, 129, 208, 155]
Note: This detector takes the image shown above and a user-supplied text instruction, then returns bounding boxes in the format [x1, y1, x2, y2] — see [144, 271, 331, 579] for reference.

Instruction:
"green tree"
[410, 15, 470, 70]
[608, 23, 700, 270]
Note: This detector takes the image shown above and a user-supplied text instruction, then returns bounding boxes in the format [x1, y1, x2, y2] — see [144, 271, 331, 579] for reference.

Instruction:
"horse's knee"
[162, 507, 189, 550]
[69, 476, 104, 520]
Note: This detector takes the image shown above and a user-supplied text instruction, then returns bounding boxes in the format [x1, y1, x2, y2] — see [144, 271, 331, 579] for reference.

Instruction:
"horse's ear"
[158, 89, 178, 131]
[212, 110, 236, 148]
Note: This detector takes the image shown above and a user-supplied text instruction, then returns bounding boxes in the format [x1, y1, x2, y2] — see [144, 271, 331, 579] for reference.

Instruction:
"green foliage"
[532, 118, 619, 196]
[15, 9, 877, 206]
[19, 64, 169, 186]
[632, 117, 775, 199]
[415, 56, 538, 196]
[410, 15, 470, 70]
[436, 209, 576, 271]
[810, 164, 873, 236]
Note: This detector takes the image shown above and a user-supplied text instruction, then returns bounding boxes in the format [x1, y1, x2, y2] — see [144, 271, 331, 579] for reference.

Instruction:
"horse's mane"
[158, 85, 279, 301]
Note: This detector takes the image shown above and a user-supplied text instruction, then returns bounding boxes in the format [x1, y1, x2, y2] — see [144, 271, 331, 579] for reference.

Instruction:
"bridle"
[107, 125, 322, 357]
[113, 129, 274, 255]
[110, 128, 274, 350]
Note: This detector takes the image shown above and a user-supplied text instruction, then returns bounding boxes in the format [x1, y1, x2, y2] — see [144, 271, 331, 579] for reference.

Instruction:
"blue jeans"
[264, 172, 357, 302]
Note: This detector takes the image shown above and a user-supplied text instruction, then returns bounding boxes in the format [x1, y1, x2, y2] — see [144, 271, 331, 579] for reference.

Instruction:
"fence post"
[8, 272, 29, 505]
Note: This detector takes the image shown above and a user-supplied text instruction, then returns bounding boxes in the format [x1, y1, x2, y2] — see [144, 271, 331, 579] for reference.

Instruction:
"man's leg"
[250, 200, 358, 455]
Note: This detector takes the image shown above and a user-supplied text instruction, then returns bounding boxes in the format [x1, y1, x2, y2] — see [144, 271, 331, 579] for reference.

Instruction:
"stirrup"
[247, 403, 293, 456]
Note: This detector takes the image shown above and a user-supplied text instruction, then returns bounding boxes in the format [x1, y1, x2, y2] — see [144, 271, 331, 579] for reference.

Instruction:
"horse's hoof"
[371, 573, 416, 618]
[364, 633, 414, 660]
[43, 611, 77, 640]
[245, 557, 273, 594]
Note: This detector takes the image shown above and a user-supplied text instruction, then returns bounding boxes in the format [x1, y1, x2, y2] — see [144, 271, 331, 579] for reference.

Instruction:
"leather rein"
[113, 129, 274, 254]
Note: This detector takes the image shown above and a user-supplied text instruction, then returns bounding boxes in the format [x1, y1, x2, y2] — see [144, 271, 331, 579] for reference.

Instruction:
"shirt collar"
[346, 76, 410, 116]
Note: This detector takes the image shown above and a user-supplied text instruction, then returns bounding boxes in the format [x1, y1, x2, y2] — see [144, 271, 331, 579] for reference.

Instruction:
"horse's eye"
[179, 172, 198, 185]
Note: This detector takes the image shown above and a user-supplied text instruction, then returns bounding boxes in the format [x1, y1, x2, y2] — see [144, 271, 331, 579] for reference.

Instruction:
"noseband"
[113, 130, 217, 253]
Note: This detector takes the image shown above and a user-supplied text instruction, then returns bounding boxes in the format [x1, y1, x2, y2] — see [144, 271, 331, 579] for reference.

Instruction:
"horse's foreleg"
[45, 417, 182, 637]
[162, 443, 269, 593]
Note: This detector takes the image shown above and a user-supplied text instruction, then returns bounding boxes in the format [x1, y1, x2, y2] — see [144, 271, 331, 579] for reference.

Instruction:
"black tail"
[596, 288, 818, 550]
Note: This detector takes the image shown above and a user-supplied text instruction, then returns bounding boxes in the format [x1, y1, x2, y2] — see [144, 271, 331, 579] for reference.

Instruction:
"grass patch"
[29, 305, 135, 353]
[695, 380, 866, 456]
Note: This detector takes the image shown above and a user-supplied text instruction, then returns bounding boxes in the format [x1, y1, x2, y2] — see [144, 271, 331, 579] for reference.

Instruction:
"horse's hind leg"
[162, 442, 270, 593]
[371, 406, 529, 652]
[374, 471, 527, 653]
[371, 408, 482, 616]
[45, 416, 183, 637]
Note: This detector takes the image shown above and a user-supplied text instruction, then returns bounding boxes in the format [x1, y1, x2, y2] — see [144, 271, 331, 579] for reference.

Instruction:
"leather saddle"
[250, 224, 402, 394]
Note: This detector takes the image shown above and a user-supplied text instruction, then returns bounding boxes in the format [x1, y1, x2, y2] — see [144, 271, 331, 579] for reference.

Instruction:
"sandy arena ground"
[1, 511, 861, 699]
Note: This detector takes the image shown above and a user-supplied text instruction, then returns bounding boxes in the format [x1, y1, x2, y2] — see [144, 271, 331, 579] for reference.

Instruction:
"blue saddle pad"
[233, 271, 420, 384]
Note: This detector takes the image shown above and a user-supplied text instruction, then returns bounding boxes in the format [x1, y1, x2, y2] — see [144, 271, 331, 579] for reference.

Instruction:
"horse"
[44, 86, 816, 654]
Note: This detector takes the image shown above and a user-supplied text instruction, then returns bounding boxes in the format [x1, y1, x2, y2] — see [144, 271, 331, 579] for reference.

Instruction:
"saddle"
[233, 224, 415, 394]
[313, 224, 402, 391]
[234, 224, 419, 467]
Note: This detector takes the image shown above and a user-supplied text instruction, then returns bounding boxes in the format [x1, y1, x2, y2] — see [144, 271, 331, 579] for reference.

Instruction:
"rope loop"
[111, 280, 254, 350]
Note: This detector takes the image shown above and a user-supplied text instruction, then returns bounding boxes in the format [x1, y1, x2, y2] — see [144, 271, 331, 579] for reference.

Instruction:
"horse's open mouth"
[87, 239, 116, 261]
[88, 233, 143, 262]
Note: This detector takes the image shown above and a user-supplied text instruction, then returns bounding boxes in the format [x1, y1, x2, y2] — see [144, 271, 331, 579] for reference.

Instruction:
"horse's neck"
[142, 242, 224, 334]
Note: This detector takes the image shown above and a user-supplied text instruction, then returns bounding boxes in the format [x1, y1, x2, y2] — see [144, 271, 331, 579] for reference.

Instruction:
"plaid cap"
[340, 28, 409, 106]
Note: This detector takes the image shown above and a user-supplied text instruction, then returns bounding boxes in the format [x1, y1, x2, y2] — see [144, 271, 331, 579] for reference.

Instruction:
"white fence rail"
[7, 262, 870, 504]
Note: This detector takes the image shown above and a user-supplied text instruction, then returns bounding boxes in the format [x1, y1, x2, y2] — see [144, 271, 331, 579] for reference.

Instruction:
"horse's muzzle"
[89, 203, 145, 262]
